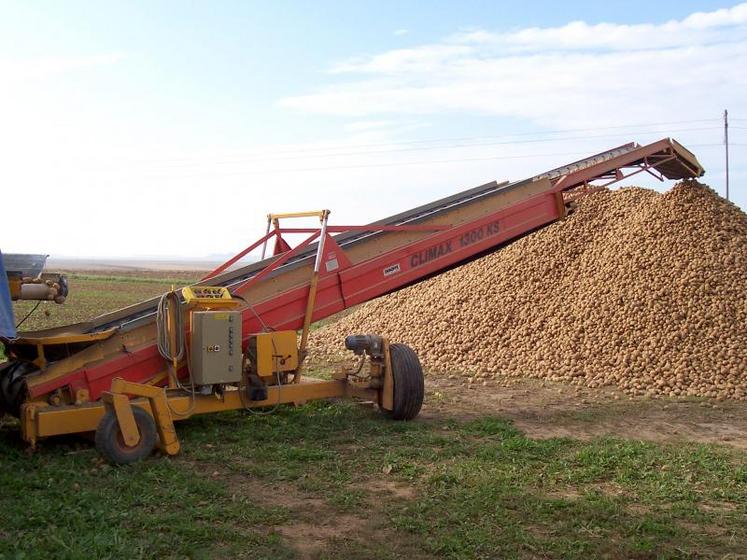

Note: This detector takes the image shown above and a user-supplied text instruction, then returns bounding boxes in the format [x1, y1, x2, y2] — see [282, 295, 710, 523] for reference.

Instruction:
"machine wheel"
[384, 343, 424, 421]
[0, 362, 32, 417]
[95, 407, 157, 465]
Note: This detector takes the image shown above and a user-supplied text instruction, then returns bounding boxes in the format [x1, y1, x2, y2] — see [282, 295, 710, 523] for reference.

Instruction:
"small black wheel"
[0, 362, 32, 417]
[95, 407, 157, 465]
[384, 343, 424, 421]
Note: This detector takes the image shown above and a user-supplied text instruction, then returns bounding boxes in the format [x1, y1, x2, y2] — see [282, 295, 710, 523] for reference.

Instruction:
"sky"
[1, 0, 745, 259]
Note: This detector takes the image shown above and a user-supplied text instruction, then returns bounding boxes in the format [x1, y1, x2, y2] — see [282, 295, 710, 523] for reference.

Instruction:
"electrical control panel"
[247, 331, 299, 377]
[190, 311, 243, 385]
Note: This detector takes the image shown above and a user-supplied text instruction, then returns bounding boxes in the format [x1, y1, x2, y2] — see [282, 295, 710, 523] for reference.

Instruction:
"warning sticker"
[383, 263, 401, 277]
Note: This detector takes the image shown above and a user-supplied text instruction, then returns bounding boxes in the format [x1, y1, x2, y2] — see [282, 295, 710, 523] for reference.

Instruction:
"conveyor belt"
[94, 164, 581, 333]
[22, 176, 523, 336]
[11, 137, 704, 340]
[91, 177, 515, 333]
[0, 137, 706, 418]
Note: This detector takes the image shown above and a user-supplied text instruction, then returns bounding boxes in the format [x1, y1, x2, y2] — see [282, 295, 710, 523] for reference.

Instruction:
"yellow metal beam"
[268, 210, 328, 220]
[109, 378, 181, 454]
[298, 270, 320, 362]
[24, 378, 379, 441]
[13, 328, 117, 346]
[104, 392, 140, 446]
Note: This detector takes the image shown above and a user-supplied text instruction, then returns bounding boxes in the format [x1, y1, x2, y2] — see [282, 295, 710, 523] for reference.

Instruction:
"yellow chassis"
[22, 377, 387, 452]
[20, 343, 395, 457]
[14, 211, 400, 461]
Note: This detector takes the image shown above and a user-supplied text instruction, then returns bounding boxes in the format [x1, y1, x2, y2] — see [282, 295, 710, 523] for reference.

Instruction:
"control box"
[190, 311, 243, 385]
[247, 331, 299, 377]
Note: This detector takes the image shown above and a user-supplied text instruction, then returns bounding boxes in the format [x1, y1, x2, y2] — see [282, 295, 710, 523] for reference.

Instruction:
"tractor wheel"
[95, 407, 157, 465]
[0, 361, 11, 416]
[0, 362, 32, 417]
[383, 343, 424, 421]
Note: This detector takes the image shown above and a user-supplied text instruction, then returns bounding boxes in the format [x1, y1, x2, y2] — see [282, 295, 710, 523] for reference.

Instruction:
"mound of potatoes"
[310, 181, 747, 400]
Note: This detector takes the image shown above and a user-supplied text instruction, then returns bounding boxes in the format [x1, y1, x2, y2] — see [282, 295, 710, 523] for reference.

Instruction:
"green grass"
[3, 272, 746, 558]
[1, 402, 744, 559]
[64, 273, 199, 286]
[0, 429, 292, 559]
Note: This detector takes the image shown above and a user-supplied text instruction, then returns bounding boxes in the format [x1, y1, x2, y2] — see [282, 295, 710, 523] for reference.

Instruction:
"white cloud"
[330, 44, 472, 74]
[342, 119, 431, 141]
[394, 28, 409, 36]
[454, 3, 747, 52]
[0, 53, 124, 83]
[279, 4, 747, 128]
[2, 10, 744, 259]
[344, 120, 397, 131]
[683, 3, 747, 28]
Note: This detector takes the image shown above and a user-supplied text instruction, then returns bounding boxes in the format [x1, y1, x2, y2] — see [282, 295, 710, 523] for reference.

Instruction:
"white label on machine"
[325, 258, 339, 272]
[383, 263, 401, 277]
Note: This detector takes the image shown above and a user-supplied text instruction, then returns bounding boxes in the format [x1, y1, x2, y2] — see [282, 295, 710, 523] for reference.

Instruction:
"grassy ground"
[1, 402, 745, 559]
[1, 272, 746, 559]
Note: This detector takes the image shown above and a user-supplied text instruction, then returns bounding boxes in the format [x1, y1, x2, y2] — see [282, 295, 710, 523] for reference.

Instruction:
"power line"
[159, 143, 728, 178]
[688, 143, 731, 147]
[133, 118, 721, 165]
[143, 126, 721, 169]
[163, 150, 599, 178]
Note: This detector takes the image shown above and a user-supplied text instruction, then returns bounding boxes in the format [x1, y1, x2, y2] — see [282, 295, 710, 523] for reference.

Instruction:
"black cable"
[156, 134, 727, 179]
[230, 293, 275, 331]
[134, 118, 722, 165]
[228, 292, 284, 414]
[15, 301, 41, 329]
[142, 125, 721, 171]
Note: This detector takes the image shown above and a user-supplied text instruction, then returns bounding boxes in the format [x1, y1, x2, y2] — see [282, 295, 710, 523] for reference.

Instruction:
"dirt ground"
[196, 378, 746, 559]
[424, 375, 747, 450]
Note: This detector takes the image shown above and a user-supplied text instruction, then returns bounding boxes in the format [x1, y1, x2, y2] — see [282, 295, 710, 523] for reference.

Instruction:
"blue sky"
[1, 1, 745, 257]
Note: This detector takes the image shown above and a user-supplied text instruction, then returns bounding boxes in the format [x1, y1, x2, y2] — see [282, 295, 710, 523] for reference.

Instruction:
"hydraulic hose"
[156, 291, 184, 363]
[156, 290, 197, 416]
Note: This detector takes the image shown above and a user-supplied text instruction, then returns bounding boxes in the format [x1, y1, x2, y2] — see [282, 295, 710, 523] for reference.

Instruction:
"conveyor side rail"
[5, 138, 704, 406]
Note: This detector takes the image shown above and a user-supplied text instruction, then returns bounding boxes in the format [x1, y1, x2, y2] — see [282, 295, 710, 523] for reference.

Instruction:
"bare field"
[425, 376, 747, 451]
[47, 257, 224, 272]
[2, 271, 746, 559]
[11, 270, 200, 331]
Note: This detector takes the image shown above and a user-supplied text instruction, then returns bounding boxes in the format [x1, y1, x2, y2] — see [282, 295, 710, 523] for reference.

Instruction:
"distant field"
[46, 257, 224, 272]
[11, 270, 200, 332]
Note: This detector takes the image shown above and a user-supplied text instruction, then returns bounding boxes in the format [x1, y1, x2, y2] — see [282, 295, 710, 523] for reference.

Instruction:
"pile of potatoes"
[310, 181, 747, 400]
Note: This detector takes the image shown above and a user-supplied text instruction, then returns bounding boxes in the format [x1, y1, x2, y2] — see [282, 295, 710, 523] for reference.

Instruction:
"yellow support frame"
[22, 376, 383, 454]
[101, 379, 181, 455]
[267, 210, 327, 220]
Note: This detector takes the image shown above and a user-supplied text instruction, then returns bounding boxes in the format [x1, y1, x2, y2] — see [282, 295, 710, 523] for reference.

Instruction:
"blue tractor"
[0, 251, 68, 339]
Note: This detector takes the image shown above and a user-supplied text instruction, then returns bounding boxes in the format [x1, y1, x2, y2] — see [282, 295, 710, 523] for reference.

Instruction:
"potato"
[310, 181, 747, 401]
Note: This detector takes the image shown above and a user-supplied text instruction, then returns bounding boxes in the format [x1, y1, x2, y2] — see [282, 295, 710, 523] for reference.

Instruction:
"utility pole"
[724, 109, 730, 201]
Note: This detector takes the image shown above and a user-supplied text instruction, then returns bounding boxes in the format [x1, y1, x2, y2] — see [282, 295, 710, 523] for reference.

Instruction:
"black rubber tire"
[95, 407, 157, 465]
[0, 361, 12, 416]
[0, 363, 6, 417]
[0, 362, 32, 417]
[384, 343, 424, 421]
